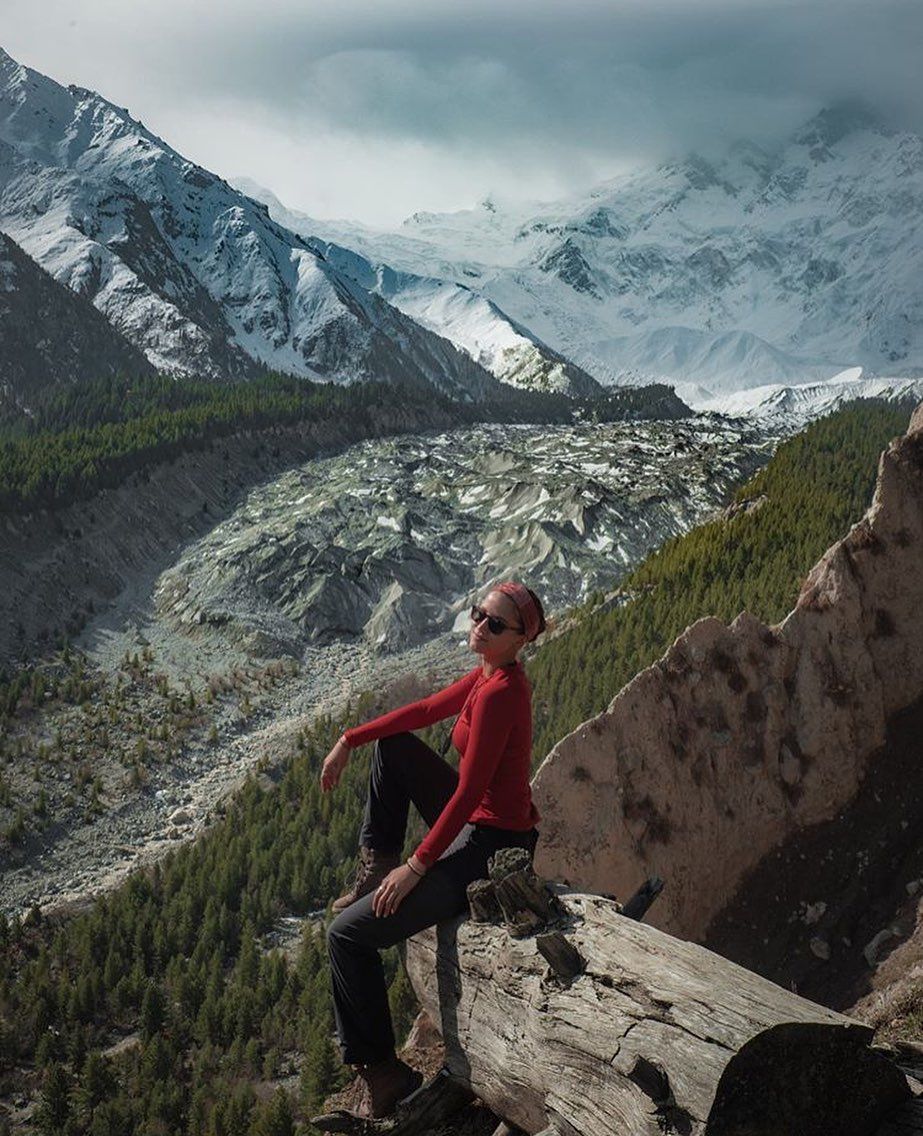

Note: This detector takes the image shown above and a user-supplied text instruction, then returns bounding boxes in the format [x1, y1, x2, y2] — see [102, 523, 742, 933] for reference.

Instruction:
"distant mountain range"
[1, 43, 921, 410]
[691, 368, 923, 424]
[239, 102, 923, 398]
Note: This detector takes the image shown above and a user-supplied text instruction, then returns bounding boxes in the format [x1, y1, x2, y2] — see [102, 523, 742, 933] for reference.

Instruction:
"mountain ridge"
[264, 101, 923, 397]
[0, 229, 155, 408]
[0, 47, 522, 402]
[5, 42, 919, 407]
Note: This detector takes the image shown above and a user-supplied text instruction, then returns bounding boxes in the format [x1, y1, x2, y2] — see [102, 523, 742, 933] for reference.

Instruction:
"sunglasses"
[470, 605, 524, 636]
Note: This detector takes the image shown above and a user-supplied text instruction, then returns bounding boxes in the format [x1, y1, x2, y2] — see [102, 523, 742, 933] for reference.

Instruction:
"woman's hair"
[523, 586, 547, 641]
[494, 580, 547, 642]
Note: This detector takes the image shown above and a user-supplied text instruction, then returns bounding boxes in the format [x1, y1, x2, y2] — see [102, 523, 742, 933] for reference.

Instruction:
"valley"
[1, 31, 921, 1136]
[0, 413, 781, 918]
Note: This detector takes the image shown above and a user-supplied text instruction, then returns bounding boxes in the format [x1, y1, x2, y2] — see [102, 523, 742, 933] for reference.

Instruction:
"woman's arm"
[321, 669, 480, 794]
[411, 681, 518, 868]
[341, 667, 480, 749]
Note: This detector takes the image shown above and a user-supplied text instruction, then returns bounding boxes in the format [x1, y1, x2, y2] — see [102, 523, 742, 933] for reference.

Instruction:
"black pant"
[327, 731, 539, 1065]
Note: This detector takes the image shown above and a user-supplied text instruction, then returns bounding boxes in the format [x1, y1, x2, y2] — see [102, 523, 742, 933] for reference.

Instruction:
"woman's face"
[468, 590, 526, 664]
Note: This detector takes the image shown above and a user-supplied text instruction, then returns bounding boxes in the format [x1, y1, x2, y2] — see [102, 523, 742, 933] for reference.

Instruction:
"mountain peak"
[0, 47, 533, 399]
[792, 100, 891, 150]
[0, 46, 28, 91]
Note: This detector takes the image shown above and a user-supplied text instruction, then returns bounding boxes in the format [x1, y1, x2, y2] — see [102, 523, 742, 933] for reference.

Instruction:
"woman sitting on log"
[320, 581, 546, 1120]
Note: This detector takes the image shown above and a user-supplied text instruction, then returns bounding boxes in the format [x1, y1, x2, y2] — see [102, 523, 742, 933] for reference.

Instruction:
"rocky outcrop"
[532, 404, 923, 942]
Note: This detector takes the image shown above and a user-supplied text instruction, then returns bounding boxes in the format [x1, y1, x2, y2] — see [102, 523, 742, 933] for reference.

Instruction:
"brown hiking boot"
[331, 847, 400, 913]
[354, 1056, 423, 1119]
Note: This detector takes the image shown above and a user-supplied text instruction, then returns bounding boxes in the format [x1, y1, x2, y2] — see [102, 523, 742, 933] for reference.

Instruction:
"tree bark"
[404, 886, 909, 1136]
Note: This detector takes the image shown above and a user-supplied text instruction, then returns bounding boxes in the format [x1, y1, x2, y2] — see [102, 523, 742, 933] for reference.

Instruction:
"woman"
[319, 581, 546, 1119]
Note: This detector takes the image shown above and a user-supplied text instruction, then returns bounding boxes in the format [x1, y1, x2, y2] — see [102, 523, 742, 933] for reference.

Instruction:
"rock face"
[0, 231, 154, 409]
[532, 403, 923, 942]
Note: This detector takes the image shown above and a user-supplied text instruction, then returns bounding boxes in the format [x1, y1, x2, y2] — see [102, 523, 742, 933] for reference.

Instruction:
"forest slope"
[0, 399, 912, 1135]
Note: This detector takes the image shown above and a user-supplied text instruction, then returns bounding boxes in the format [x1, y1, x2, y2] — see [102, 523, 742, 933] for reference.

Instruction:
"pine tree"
[141, 980, 166, 1041]
[251, 1088, 294, 1136]
[72, 1050, 113, 1127]
[299, 1024, 340, 1115]
[37, 1062, 70, 1135]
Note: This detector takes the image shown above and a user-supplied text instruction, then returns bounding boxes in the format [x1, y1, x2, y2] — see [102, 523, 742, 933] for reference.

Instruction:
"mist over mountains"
[1, 42, 921, 414]
[241, 102, 923, 400]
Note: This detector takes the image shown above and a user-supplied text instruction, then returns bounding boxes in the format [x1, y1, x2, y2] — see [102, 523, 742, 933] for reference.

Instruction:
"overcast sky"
[3, 0, 921, 227]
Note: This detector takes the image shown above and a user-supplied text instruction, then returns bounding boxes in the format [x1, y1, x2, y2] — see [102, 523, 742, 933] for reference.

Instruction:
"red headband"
[494, 581, 542, 642]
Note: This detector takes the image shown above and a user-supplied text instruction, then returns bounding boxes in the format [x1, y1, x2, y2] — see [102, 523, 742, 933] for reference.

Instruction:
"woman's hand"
[320, 737, 350, 792]
[373, 863, 424, 917]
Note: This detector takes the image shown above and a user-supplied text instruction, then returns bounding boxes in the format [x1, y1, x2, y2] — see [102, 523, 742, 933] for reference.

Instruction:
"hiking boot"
[331, 846, 400, 913]
[354, 1055, 423, 1119]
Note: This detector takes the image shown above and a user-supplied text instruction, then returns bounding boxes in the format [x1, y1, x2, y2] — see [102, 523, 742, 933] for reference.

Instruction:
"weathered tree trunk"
[404, 866, 909, 1136]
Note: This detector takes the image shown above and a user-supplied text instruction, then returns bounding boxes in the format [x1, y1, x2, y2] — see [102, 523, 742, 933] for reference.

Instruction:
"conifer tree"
[251, 1088, 294, 1136]
[72, 1050, 114, 1127]
[300, 1023, 340, 1115]
[140, 981, 166, 1042]
[37, 1062, 70, 1135]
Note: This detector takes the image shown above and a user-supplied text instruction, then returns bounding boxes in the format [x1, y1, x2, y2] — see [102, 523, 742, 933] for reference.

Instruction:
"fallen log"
[404, 855, 910, 1136]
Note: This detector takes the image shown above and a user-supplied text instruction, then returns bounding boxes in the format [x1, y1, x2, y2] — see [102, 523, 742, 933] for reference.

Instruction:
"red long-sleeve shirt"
[342, 662, 540, 868]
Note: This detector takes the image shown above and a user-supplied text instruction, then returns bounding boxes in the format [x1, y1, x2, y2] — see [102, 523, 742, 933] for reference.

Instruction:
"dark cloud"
[3, 0, 921, 223]
[156, 0, 923, 147]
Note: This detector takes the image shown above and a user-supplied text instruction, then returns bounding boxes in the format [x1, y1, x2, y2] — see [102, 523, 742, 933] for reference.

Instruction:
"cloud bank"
[3, 0, 921, 225]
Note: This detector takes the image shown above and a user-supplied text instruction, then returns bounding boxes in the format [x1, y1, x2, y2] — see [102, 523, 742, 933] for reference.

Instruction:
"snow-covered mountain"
[0, 229, 154, 409]
[273, 103, 923, 398]
[307, 239, 602, 397]
[688, 367, 923, 425]
[4, 42, 919, 409]
[0, 47, 515, 400]
[232, 180, 602, 397]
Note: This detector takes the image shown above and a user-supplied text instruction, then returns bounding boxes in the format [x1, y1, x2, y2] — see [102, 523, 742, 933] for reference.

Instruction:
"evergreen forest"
[0, 371, 687, 515]
[0, 397, 914, 1135]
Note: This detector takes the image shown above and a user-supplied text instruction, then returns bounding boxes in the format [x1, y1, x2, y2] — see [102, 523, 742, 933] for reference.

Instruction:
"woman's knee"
[327, 908, 363, 954]
[374, 732, 413, 767]
[327, 904, 411, 956]
[378, 732, 413, 752]
[327, 894, 387, 954]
